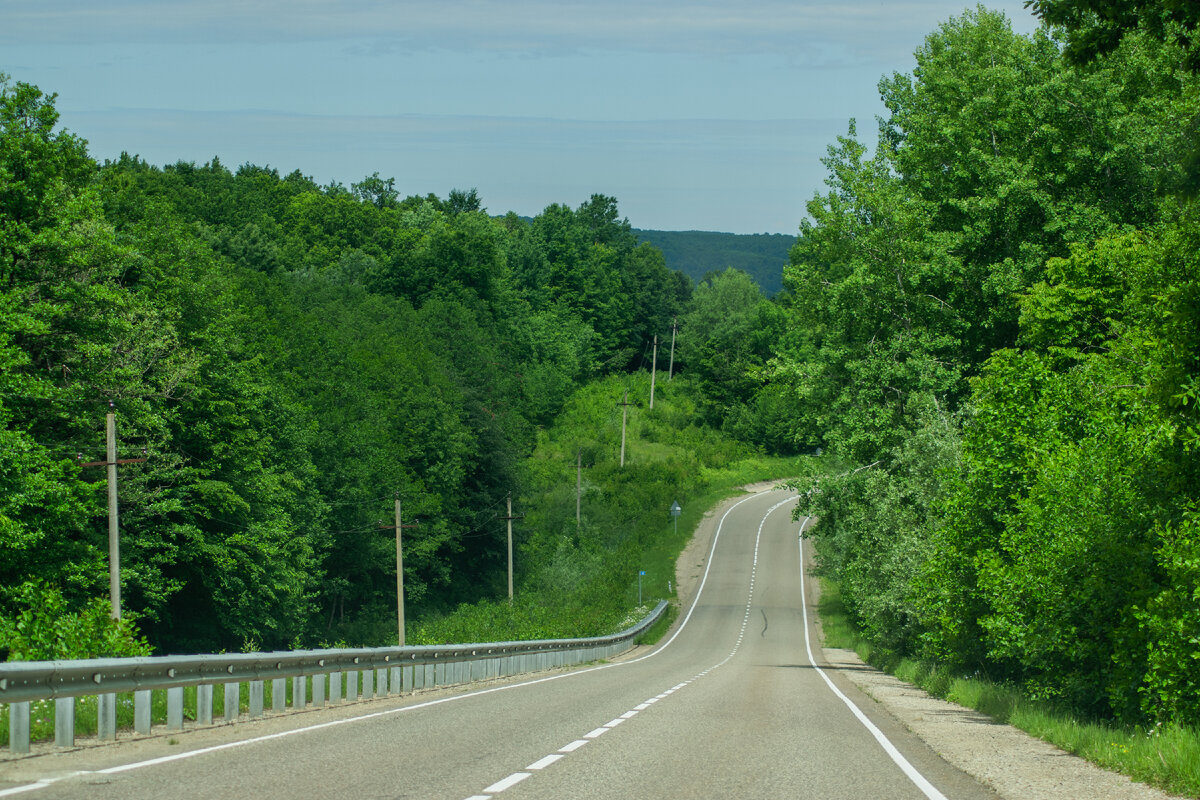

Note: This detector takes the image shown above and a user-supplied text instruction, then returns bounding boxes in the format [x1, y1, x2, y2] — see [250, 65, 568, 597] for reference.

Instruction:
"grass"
[813, 576, 1200, 798]
[635, 602, 678, 646]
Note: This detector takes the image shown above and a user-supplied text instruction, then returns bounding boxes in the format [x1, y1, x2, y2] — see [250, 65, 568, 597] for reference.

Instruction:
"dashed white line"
[459, 492, 799, 800]
[483, 772, 531, 793]
[527, 754, 564, 770]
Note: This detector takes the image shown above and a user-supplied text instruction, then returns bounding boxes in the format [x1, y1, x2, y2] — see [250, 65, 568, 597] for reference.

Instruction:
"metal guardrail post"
[249, 681, 264, 717]
[312, 674, 326, 707]
[98, 693, 117, 740]
[135, 690, 152, 734]
[198, 684, 213, 724]
[55, 697, 75, 746]
[9, 701, 30, 754]
[329, 672, 342, 703]
[224, 683, 239, 722]
[167, 687, 184, 730]
[293, 676, 306, 709]
[272, 678, 286, 712]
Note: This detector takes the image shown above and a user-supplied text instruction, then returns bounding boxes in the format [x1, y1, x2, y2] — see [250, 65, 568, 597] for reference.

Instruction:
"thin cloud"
[4, 1, 1038, 61]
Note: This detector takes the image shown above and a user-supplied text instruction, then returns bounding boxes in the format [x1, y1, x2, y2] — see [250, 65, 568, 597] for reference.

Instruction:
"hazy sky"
[2, 1, 1041, 233]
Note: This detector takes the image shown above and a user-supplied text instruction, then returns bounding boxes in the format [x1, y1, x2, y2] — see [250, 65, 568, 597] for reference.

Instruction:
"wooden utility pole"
[106, 413, 119, 618]
[650, 335, 658, 409]
[78, 410, 146, 620]
[668, 317, 678, 381]
[501, 495, 524, 602]
[618, 389, 633, 467]
[381, 496, 419, 646]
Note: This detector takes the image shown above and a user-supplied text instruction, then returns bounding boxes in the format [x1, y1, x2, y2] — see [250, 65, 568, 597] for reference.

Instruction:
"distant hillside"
[633, 229, 794, 296]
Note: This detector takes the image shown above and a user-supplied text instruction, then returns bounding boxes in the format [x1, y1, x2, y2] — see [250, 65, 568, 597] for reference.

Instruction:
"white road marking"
[9, 495, 787, 800]
[559, 740, 589, 753]
[527, 754, 563, 770]
[583, 727, 609, 739]
[0, 781, 59, 798]
[483, 772, 531, 793]
[797, 519, 949, 800]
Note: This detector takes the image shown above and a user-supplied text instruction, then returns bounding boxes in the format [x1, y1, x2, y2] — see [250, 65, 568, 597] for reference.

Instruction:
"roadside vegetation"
[3, 1, 1199, 792]
[818, 577, 1200, 797]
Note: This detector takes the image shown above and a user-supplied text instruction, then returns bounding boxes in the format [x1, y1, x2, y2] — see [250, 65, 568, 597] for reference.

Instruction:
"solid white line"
[526, 754, 563, 770]
[483, 772, 531, 793]
[797, 519, 948, 800]
[0, 781, 57, 798]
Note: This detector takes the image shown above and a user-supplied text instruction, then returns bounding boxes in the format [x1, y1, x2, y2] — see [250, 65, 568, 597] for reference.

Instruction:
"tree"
[351, 172, 399, 209]
[1026, 0, 1200, 71]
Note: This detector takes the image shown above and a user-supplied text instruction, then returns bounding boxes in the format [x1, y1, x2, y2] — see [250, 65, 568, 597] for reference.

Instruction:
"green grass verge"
[814, 577, 1200, 798]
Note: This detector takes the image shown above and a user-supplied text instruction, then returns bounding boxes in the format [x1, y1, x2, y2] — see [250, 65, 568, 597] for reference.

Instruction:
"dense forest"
[777, 6, 1200, 730]
[3, 0, 1200, 738]
[632, 229, 794, 296]
[0, 79, 701, 655]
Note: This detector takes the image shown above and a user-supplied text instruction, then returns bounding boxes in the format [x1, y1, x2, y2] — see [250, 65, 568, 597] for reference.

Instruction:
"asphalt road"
[1, 488, 998, 799]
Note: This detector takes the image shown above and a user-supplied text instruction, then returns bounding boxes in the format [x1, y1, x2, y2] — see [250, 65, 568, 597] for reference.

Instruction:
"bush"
[0, 581, 151, 661]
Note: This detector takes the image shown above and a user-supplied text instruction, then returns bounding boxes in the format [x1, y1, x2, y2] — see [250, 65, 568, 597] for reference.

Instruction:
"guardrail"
[1, 601, 667, 754]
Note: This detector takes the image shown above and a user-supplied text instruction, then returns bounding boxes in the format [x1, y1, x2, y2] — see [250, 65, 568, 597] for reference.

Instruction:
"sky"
[1, 1, 1041, 234]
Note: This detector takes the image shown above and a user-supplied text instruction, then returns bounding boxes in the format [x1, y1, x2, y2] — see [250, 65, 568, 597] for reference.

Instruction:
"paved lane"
[1, 488, 996, 799]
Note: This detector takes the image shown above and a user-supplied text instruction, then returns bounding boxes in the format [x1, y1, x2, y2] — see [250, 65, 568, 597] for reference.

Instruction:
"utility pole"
[106, 413, 119, 619]
[618, 389, 633, 468]
[78, 409, 146, 620]
[501, 494, 524, 602]
[668, 317, 678, 381]
[381, 496, 419, 646]
[649, 335, 658, 409]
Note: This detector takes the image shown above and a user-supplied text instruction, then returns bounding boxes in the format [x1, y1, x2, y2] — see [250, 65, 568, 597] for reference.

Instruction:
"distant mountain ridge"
[633, 229, 794, 296]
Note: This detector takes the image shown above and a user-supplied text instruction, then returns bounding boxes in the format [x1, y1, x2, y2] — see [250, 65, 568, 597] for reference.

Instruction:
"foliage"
[1, 74, 703, 656]
[633, 228, 793, 296]
[413, 372, 805, 645]
[777, 8, 1200, 731]
[1026, 0, 1200, 72]
[0, 581, 150, 660]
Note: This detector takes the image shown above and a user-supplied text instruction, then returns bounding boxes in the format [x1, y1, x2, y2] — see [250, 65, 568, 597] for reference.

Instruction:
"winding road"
[1, 487, 998, 799]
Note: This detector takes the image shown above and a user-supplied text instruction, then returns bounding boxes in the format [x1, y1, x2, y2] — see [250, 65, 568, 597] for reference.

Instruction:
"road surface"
[0, 487, 997, 799]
